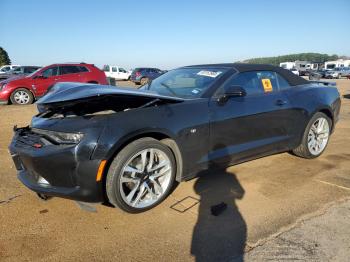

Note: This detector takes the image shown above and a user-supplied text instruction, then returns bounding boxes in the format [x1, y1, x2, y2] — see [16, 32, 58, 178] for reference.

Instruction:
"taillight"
[136, 71, 141, 77]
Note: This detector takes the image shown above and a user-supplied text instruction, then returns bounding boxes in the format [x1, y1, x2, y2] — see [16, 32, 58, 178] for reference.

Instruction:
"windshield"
[142, 67, 227, 98]
[26, 68, 42, 77]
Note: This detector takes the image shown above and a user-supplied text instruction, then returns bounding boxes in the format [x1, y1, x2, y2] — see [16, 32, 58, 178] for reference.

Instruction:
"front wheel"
[293, 112, 332, 159]
[106, 138, 176, 213]
[10, 88, 34, 105]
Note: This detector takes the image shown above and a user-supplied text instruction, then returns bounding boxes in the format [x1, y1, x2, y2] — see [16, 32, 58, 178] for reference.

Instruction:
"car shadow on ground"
[190, 151, 247, 261]
[343, 94, 350, 99]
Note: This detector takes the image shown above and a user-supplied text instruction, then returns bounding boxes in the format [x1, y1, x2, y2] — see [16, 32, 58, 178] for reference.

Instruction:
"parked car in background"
[335, 67, 350, 78]
[309, 70, 322, 80]
[130, 67, 165, 85]
[9, 63, 341, 213]
[0, 63, 107, 105]
[325, 70, 341, 79]
[0, 66, 41, 80]
[289, 68, 299, 76]
[103, 65, 131, 80]
[0, 65, 20, 74]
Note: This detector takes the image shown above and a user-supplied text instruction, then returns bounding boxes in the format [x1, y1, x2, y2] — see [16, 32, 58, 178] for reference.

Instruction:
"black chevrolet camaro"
[9, 64, 341, 213]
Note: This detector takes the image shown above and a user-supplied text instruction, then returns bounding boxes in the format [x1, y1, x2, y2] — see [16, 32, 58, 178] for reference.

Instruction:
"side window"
[119, 68, 127, 73]
[41, 67, 58, 78]
[112, 67, 118, 72]
[13, 67, 22, 73]
[221, 71, 264, 96]
[276, 74, 290, 90]
[60, 66, 80, 75]
[256, 71, 278, 92]
[102, 65, 110, 72]
[78, 66, 89, 72]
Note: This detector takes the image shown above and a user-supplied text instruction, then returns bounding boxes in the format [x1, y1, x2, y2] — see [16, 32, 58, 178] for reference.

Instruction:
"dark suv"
[0, 63, 107, 105]
[130, 67, 164, 85]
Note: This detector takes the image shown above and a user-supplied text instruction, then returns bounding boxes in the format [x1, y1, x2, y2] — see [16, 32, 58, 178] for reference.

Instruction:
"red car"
[0, 63, 108, 105]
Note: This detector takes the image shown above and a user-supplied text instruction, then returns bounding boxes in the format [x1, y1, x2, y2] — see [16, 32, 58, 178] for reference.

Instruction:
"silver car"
[335, 67, 350, 77]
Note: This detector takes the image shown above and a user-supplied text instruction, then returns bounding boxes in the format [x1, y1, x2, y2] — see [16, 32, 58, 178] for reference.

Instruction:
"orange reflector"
[96, 160, 107, 182]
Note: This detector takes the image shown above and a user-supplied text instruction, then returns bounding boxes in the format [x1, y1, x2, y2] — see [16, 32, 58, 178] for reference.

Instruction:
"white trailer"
[325, 59, 350, 69]
[279, 62, 295, 69]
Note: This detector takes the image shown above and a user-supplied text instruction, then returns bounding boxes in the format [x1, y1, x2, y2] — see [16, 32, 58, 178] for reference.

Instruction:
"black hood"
[37, 82, 184, 105]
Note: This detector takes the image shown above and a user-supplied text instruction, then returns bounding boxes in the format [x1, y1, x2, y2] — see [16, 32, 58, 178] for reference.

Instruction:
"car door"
[148, 68, 158, 79]
[118, 68, 128, 80]
[32, 66, 59, 96]
[111, 66, 119, 79]
[59, 65, 82, 82]
[208, 70, 292, 165]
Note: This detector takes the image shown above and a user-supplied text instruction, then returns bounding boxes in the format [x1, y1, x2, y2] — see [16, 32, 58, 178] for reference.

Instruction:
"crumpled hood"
[37, 82, 184, 105]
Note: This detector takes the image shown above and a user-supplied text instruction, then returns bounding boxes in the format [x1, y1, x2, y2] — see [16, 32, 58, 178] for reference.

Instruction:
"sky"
[1, 0, 349, 69]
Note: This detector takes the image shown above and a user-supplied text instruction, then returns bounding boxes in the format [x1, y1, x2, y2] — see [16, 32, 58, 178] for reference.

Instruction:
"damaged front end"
[9, 83, 184, 202]
[36, 82, 183, 117]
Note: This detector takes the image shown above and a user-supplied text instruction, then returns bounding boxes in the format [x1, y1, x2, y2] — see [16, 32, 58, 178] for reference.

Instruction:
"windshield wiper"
[160, 82, 177, 96]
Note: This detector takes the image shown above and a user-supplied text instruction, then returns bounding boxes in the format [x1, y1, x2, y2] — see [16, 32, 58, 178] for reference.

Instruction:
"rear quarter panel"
[284, 84, 340, 147]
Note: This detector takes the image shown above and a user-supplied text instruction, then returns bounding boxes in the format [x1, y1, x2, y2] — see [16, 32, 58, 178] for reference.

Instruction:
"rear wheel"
[140, 77, 149, 86]
[10, 88, 34, 105]
[106, 138, 176, 213]
[293, 112, 331, 159]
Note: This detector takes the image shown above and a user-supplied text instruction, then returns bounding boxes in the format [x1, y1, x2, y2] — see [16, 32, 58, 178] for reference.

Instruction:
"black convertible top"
[184, 63, 309, 86]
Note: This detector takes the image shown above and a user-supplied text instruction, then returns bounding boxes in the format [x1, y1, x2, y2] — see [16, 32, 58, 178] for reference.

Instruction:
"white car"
[325, 70, 341, 79]
[289, 68, 300, 76]
[103, 65, 131, 80]
[0, 65, 20, 74]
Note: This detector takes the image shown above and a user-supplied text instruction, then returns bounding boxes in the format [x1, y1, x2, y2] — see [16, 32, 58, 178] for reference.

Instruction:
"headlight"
[31, 128, 84, 144]
[0, 83, 7, 91]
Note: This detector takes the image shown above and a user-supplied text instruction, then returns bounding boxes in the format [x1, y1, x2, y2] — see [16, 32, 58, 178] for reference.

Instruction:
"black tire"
[293, 112, 332, 159]
[106, 137, 176, 213]
[10, 88, 34, 105]
[140, 77, 149, 86]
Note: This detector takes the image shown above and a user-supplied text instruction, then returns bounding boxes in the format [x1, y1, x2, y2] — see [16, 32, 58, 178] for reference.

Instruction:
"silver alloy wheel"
[307, 117, 330, 155]
[13, 90, 30, 104]
[119, 148, 172, 208]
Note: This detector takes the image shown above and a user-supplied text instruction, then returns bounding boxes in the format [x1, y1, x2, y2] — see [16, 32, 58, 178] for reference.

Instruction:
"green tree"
[0, 47, 11, 66]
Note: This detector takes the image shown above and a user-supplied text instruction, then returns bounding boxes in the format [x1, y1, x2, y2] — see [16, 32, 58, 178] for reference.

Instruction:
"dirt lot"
[1, 80, 350, 261]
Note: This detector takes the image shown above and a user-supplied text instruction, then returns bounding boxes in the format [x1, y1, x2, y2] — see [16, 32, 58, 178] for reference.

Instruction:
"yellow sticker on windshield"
[262, 78, 273, 92]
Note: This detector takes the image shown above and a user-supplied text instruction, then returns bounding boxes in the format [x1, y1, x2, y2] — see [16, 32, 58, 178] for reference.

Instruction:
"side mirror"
[217, 85, 246, 104]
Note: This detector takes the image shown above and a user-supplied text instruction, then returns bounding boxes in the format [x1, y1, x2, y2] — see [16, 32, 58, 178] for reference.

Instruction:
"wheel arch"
[103, 131, 184, 185]
[9, 87, 35, 103]
[317, 107, 334, 131]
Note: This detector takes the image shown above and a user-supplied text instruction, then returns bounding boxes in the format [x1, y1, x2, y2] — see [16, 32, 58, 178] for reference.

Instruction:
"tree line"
[242, 53, 343, 65]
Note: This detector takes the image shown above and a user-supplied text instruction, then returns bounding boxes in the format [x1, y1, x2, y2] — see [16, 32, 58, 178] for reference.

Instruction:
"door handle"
[276, 99, 287, 106]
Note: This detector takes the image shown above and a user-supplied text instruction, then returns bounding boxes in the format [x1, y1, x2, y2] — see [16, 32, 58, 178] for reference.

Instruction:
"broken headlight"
[31, 128, 84, 144]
